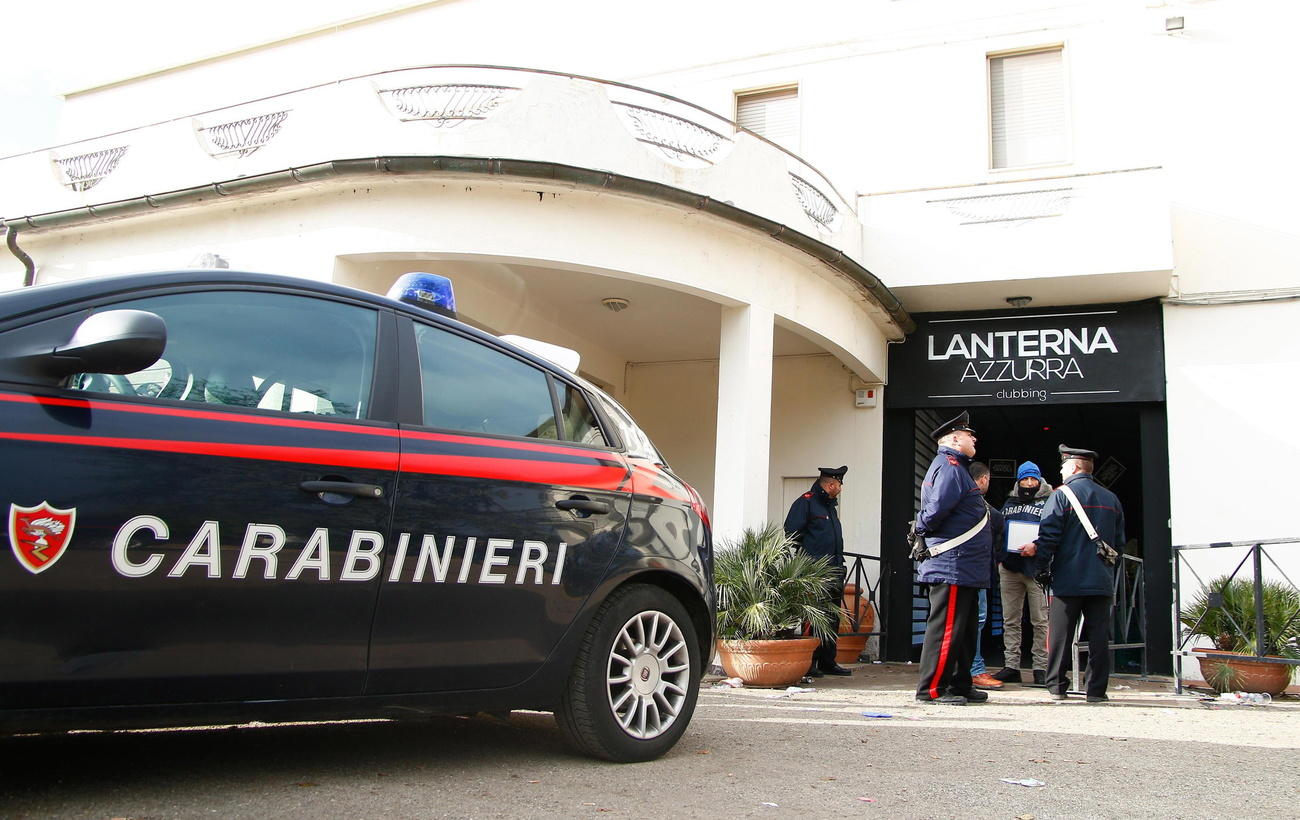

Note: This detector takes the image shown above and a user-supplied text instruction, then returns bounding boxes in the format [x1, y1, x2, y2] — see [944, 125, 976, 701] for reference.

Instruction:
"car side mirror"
[48, 310, 167, 376]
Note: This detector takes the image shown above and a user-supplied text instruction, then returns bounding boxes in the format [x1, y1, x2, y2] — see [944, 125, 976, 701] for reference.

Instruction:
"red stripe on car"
[401, 428, 616, 460]
[399, 452, 628, 490]
[0, 391, 399, 438]
[0, 432, 399, 471]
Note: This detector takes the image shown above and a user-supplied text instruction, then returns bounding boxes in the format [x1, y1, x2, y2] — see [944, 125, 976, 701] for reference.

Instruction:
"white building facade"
[2, 0, 1296, 669]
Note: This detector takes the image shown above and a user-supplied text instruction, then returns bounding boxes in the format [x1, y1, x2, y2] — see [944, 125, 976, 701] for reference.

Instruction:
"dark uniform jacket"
[998, 482, 1052, 577]
[915, 446, 993, 588]
[1035, 473, 1125, 597]
[983, 499, 1006, 589]
[783, 480, 843, 562]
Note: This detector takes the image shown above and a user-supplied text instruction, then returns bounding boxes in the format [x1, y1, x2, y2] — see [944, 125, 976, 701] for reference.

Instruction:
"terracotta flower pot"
[834, 634, 869, 665]
[716, 637, 820, 687]
[839, 584, 876, 633]
[835, 585, 876, 664]
[1196, 649, 1295, 695]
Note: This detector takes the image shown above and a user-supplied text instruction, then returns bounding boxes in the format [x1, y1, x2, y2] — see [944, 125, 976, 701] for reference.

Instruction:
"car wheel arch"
[600, 569, 714, 663]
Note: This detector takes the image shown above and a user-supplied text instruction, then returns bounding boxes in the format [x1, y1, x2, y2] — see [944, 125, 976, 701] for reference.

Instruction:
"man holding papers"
[990, 461, 1052, 686]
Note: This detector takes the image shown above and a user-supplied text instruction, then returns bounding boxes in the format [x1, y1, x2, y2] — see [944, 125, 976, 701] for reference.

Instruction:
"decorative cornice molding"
[376, 83, 520, 126]
[51, 146, 129, 192]
[790, 172, 840, 233]
[610, 102, 733, 167]
[197, 110, 291, 158]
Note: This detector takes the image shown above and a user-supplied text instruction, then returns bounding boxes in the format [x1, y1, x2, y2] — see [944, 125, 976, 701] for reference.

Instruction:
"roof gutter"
[2, 156, 914, 334]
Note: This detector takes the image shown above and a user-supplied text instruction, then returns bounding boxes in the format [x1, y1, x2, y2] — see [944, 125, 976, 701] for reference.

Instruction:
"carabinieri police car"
[0, 270, 714, 762]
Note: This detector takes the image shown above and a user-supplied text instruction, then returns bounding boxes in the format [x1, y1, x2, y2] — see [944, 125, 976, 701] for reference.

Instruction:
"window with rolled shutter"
[989, 48, 1066, 169]
[736, 86, 799, 151]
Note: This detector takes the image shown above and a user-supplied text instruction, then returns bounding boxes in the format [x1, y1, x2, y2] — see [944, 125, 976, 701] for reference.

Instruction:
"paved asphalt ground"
[3, 663, 1296, 819]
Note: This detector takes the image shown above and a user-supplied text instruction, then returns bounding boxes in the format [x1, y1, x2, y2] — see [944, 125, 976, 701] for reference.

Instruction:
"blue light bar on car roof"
[387, 272, 456, 318]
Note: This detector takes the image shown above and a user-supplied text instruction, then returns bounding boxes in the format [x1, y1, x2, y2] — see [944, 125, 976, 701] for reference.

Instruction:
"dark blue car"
[0, 270, 714, 762]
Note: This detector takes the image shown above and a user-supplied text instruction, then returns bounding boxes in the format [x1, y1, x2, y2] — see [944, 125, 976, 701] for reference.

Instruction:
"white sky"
[0, 0, 411, 156]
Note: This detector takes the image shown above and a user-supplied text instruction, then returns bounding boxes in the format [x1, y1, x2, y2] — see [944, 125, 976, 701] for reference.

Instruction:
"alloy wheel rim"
[606, 609, 691, 739]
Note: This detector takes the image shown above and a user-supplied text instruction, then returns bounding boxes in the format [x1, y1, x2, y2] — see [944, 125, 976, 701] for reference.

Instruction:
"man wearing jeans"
[968, 462, 1005, 691]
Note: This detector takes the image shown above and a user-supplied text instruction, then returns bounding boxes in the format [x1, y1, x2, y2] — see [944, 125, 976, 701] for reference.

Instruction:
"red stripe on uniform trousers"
[930, 584, 960, 700]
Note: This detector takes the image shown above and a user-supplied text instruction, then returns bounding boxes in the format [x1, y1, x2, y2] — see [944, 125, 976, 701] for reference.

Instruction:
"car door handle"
[299, 480, 385, 499]
[556, 498, 610, 515]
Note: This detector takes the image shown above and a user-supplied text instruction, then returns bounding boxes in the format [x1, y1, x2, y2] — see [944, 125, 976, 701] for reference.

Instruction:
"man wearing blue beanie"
[990, 461, 1052, 686]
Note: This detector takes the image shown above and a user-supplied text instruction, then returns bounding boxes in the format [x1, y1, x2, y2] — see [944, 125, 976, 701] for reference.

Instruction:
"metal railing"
[842, 550, 885, 646]
[1172, 538, 1300, 694]
[1069, 551, 1145, 692]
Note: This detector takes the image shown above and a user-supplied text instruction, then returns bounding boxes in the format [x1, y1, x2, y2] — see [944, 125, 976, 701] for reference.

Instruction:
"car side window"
[413, 323, 559, 439]
[67, 290, 378, 419]
[555, 381, 608, 446]
[594, 392, 662, 461]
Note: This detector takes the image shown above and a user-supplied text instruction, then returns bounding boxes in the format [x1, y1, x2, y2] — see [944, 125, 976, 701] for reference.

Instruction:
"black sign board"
[887, 300, 1164, 408]
[990, 459, 1016, 478]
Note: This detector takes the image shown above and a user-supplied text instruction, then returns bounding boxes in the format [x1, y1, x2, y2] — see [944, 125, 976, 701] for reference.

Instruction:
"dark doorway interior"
[969, 403, 1144, 544]
[969, 404, 1143, 672]
[881, 402, 1170, 673]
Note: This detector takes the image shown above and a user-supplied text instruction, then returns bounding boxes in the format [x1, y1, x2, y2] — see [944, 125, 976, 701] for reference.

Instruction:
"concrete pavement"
[2, 662, 1296, 818]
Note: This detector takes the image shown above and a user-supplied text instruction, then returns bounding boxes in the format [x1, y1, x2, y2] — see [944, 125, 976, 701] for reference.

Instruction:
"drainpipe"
[4, 224, 36, 287]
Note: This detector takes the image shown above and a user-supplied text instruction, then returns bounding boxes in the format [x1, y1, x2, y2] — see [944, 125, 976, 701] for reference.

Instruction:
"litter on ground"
[1001, 778, 1047, 787]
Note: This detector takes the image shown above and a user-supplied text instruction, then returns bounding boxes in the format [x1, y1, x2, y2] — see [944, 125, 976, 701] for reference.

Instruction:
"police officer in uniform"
[783, 465, 852, 677]
[914, 411, 994, 705]
[1035, 445, 1126, 703]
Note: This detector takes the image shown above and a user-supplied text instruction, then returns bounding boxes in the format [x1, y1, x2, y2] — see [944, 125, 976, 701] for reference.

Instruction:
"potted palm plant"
[1180, 575, 1300, 695]
[714, 523, 840, 686]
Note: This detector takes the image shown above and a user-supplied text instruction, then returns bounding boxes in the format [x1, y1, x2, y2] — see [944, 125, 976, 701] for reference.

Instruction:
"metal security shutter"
[990, 48, 1065, 169]
[736, 86, 799, 151]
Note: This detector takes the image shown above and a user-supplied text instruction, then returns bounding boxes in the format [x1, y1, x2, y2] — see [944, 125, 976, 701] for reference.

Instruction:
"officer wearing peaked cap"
[784, 465, 851, 677]
[929, 410, 977, 441]
[1058, 444, 1099, 461]
[914, 410, 995, 705]
[818, 465, 848, 483]
[1035, 443, 1125, 702]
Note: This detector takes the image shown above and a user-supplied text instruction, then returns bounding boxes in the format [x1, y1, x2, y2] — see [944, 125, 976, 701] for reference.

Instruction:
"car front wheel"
[556, 584, 700, 762]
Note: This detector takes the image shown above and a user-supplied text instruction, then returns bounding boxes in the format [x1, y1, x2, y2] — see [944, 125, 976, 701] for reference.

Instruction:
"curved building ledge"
[3, 155, 911, 335]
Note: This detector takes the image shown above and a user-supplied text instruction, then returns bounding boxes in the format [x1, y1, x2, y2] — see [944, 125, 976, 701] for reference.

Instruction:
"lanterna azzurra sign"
[887, 301, 1165, 408]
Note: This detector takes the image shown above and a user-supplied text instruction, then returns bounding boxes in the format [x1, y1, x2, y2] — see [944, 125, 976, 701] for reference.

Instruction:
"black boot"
[991, 666, 1022, 683]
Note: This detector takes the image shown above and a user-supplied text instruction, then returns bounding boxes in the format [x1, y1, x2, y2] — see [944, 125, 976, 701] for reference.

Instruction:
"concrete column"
[711, 303, 774, 545]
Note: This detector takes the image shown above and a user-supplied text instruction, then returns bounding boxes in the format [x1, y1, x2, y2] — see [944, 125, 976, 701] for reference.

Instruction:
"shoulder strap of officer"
[1058, 484, 1100, 542]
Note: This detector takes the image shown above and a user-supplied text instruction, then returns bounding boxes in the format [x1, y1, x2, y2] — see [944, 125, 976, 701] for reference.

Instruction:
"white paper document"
[1006, 520, 1040, 553]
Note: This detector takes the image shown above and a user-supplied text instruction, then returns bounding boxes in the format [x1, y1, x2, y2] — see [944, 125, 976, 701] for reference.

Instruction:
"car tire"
[556, 583, 701, 762]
